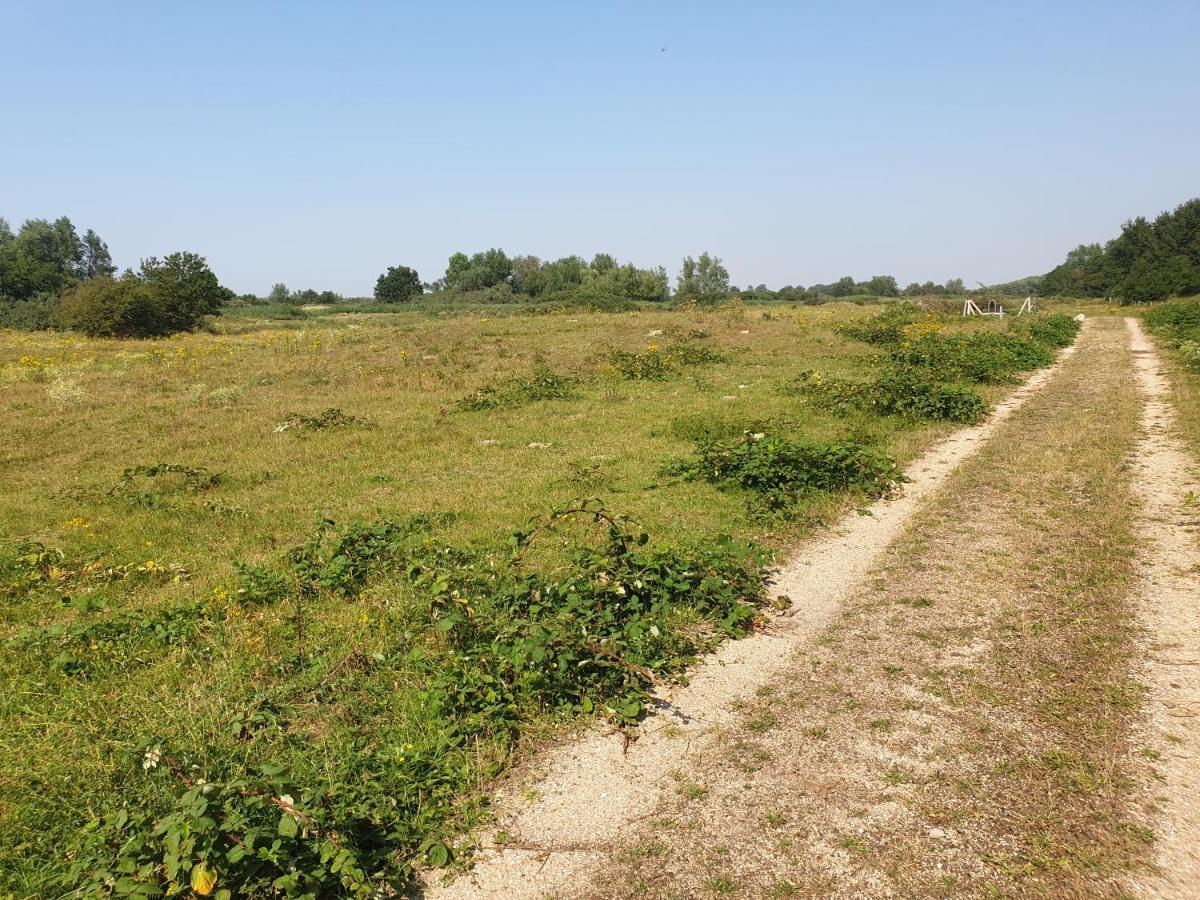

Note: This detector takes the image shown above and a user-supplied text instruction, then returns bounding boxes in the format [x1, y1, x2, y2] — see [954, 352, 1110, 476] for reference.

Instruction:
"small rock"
[646, 329, 663, 336]
[527, 442, 551, 449]
[479, 439, 499, 446]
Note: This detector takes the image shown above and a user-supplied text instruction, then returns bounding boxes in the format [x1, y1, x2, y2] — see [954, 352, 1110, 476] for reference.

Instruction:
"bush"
[1020, 314, 1081, 349]
[889, 332, 1054, 384]
[669, 432, 905, 513]
[52, 277, 166, 337]
[835, 305, 927, 345]
[54, 253, 227, 337]
[456, 365, 577, 411]
[0, 292, 60, 330]
[1145, 298, 1200, 371]
[795, 369, 989, 424]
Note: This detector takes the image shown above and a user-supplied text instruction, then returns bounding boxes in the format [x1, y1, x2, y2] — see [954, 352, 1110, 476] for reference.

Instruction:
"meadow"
[0, 301, 1080, 897]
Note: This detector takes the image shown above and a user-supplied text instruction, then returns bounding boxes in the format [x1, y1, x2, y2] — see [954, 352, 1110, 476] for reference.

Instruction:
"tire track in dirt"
[1125, 317, 1200, 898]
[421, 329, 1083, 899]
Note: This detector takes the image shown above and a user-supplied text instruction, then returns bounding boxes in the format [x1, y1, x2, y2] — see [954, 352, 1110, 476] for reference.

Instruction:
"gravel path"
[421, 330, 1082, 899]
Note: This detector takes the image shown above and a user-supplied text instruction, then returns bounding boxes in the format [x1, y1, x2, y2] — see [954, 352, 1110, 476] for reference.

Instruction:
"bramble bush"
[61, 502, 769, 897]
[794, 369, 989, 424]
[455, 365, 577, 411]
[668, 432, 905, 514]
[888, 331, 1054, 383]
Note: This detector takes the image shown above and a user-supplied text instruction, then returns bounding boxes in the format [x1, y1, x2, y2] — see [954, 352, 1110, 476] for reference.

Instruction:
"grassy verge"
[0, 303, 1074, 895]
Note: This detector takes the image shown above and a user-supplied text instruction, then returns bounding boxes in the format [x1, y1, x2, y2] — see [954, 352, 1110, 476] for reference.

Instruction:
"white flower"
[143, 746, 162, 771]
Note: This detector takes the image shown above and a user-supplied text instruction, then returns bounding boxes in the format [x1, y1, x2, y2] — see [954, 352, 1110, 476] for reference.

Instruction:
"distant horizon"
[4, 1, 1197, 296]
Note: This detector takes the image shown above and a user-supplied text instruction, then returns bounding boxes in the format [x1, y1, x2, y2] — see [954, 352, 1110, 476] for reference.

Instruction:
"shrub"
[835, 305, 928, 345]
[456, 365, 577, 411]
[889, 332, 1053, 384]
[53, 277, 166, 337]
[1020, 314, 1081, 349]
[1145, 298, 1200, 371]
[0, 292, 60, 330]
[54, 253, 227, 337]
[794, 369, 989, 424]
[669, 432, 905, 513]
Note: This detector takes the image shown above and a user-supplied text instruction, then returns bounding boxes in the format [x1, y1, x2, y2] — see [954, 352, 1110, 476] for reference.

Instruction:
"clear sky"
[3, 1, 1198, 295]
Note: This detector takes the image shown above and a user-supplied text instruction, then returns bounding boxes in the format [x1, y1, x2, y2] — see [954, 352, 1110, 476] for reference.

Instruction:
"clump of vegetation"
[794, 369, 989, 424]
[54, 252, 228, 338]
[835, 305, 929, 345]
[889, 332, 1055, 384]
[1146, 298, 1200, 372]
[275, 408, 370, 432]
[607, 343, 726, 380]
[668, 432, 905, 514]
[1018, 313, 1082, 349]
[669, 413, 776, 443]
[14, 600, 217, 678]
[108, 463, 224, 508]
[62, 502, 768, 896]
[456, 365, 577, 411]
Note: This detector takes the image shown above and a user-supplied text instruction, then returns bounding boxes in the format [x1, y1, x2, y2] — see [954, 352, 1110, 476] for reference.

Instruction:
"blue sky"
[3, 1, 1197, 295]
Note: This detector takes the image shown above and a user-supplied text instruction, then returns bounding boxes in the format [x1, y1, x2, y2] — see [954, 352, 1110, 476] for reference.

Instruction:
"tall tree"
[82, 229, 115, 279]
[677, 252, 730, 302]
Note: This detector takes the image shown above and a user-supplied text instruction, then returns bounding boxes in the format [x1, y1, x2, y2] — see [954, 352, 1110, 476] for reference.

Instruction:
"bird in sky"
[661, 46, 667, 52]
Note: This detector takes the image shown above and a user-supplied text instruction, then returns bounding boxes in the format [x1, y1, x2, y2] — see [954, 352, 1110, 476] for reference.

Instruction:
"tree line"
[1040, 198, 1200, 301]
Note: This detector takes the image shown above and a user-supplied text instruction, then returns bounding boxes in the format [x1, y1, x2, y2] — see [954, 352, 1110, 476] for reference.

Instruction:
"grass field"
[0, 301, 1082, 896]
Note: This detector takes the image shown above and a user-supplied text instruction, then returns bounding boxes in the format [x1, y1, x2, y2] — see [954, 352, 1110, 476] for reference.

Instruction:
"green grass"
[0, 302, 1064, 895]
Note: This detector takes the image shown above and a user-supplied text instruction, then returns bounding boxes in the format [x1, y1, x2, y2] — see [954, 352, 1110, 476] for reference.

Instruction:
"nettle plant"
[66, 502, 769, 897]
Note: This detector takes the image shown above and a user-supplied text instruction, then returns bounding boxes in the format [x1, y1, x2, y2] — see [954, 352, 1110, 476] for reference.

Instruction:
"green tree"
[268, 283, 291, 304]
[138, 251, 226, 332]
[82, 229, 115, 279]
[677, 252, 730, 302]
[830, 276, 857, 297]
[374, 265, 422, 302]
[864, 275, 898, 296]
[444, 249, 512, 292]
